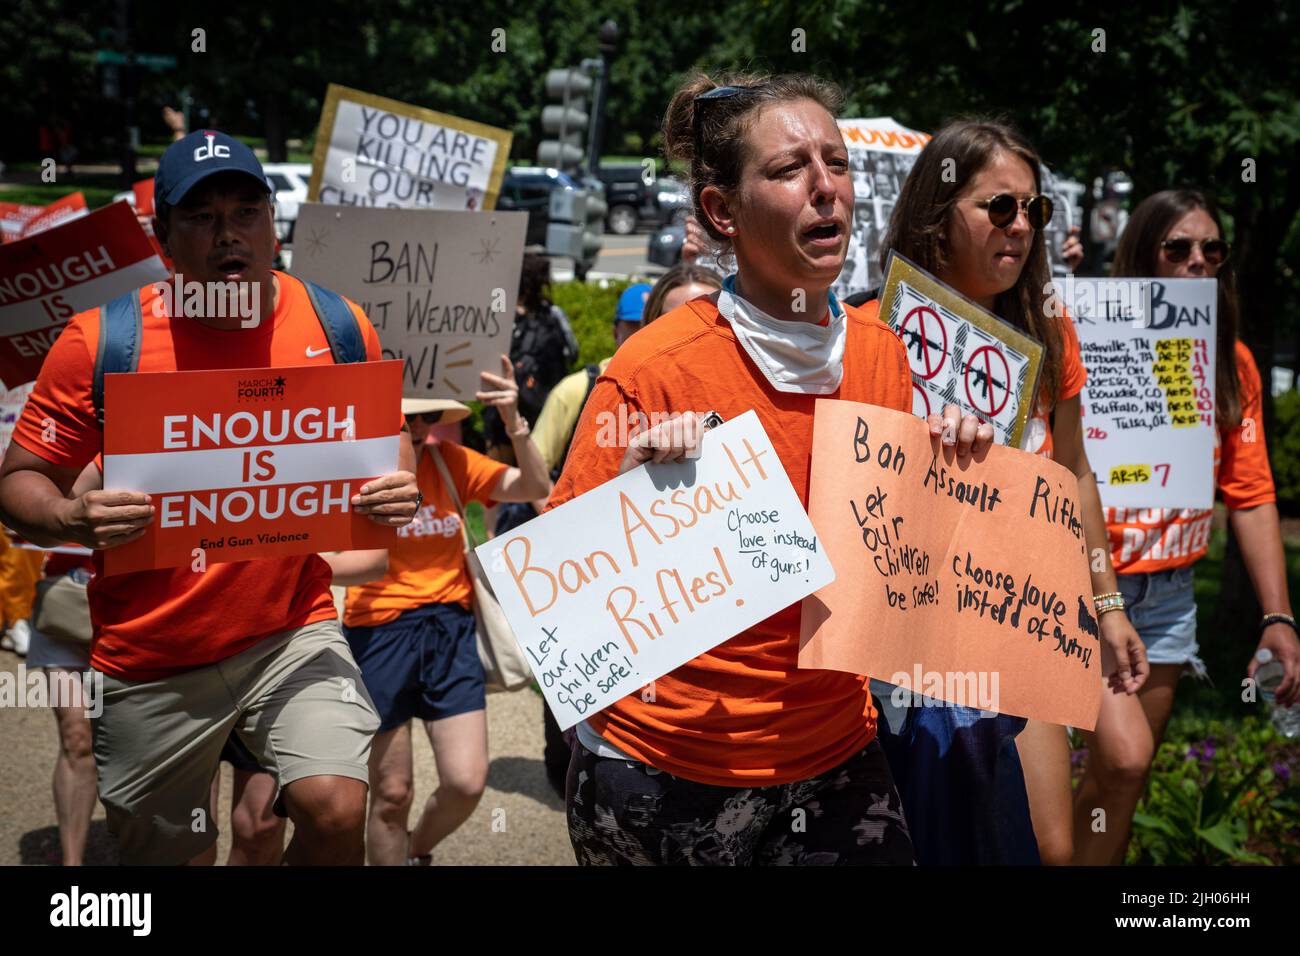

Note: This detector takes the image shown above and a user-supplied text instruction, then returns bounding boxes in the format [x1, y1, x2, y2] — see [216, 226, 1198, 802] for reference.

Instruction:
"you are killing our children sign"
[475, 411, 835, 731]
[308, 84, 512, 212]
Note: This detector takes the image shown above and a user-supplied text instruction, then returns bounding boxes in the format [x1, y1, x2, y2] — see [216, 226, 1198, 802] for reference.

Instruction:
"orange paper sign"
[102, 360, 403, 575]
[799, 399, 1101, 729]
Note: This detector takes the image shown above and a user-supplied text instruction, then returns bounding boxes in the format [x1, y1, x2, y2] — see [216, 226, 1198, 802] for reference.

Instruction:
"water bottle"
[1254, 648, 1300, 739]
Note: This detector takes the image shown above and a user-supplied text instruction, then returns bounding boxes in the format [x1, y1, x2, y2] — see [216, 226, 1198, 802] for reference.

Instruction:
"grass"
[0, 177, 124, 209]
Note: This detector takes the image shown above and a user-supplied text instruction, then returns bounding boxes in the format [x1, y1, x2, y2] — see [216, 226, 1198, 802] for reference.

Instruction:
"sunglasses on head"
[1160, 237, 1229, 265]
[693, 85, 764, 156]
[405, 412, 442, 425]
[968, 193, 1054, 230]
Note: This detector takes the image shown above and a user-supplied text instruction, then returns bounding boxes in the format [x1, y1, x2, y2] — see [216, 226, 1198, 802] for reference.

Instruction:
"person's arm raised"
[480, 354, 552, 503]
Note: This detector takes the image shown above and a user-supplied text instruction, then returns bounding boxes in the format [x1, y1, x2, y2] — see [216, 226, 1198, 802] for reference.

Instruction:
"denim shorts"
[1116, 566, 1206, 678]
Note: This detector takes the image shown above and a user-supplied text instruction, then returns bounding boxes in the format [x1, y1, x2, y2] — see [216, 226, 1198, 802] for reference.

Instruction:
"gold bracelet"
[1097, 603, 1126, 617]
[1093, 591, 1122, 602]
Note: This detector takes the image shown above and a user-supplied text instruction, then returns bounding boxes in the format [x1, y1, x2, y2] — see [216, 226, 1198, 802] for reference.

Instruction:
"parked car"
[262, 163, 312, 242]
[597, 164, 690, 235]
[496, 166, 585, 247]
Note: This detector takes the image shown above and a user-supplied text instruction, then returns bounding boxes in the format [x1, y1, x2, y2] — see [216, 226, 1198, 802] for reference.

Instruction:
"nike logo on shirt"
[305, 345, 331, 358]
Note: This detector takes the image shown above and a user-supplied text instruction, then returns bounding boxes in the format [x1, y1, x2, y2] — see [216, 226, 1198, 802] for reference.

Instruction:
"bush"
[547, 279, 630, 371]
[1272, 389, 1300, 516]
[1072, 712, 1300, 865]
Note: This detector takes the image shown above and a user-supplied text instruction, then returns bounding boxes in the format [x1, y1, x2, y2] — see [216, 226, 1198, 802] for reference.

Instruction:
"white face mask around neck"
[715, 273, 846, 395]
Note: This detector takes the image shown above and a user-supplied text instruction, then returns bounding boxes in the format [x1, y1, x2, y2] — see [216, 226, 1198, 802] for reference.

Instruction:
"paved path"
[0, 648, 574, 866]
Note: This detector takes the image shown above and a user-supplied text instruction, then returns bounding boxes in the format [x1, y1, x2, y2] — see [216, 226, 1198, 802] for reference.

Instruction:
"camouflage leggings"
[566, 739, 914, 866]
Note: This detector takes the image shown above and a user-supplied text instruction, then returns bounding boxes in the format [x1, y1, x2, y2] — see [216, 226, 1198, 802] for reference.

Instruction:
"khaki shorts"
[92, 618, 380, 865]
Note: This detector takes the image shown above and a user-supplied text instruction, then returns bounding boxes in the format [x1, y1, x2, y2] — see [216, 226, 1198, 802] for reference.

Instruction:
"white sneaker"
[4, 619, 31, 656]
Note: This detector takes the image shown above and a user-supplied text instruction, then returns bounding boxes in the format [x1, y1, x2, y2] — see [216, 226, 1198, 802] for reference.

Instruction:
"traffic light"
[538, 69, 592, 173]
[546, 187, 587, 260]
[578, 175, 606, 269]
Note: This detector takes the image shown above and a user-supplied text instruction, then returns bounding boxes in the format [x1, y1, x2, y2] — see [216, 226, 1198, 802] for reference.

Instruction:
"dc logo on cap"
[194, 132, 231, 162]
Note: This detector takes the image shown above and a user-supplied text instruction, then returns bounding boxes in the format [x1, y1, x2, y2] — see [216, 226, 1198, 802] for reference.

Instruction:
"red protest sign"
[102, 360, 403, 575]
[132, 179, 156, 217]
[0, 201, 167, 387]
[0, 202, 45, 243]
[14, 192, 88, 240]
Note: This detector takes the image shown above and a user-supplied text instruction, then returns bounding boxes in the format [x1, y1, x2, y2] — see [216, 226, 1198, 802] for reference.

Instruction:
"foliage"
[1123, 714, 1299, 865]
[547, 279, 630, 371]
[1271, 389, 1300, 514]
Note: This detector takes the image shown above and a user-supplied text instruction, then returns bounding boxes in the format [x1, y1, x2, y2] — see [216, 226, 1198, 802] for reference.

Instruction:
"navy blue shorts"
[343, 602, 485, 731]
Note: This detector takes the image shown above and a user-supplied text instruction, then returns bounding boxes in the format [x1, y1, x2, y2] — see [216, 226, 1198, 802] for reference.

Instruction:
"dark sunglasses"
[1160, 237, 1229, 265]
[968, 193, 1054, 230]
[405, 412, 442, 425]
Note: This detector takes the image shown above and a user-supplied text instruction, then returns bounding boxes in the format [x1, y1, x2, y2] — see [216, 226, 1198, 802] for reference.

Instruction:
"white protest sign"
[308, 84, 511, 212]
[834, 118, 928, 298]
[879, 251, 1043, 448]
[1053, 276, 1217, 509]
[475, 411, 836, 731]
[291, 203, 527, 400]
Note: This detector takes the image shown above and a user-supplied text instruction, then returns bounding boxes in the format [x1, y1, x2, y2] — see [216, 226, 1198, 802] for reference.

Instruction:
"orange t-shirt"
[1017, 313, 1088, 459]
[12, 272, 385, 680]
[344, 440, 507, 627]
[1105, 341, 1275, 574]
[547, 294, 911, 786]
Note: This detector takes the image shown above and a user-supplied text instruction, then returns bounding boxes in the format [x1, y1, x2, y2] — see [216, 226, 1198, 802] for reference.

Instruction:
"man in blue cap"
[0, 130, 421, 865]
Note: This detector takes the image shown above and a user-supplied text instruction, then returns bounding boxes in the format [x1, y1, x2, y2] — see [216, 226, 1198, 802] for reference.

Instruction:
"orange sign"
[798, 400, 1101, 729]
[102, 360, 403, 575]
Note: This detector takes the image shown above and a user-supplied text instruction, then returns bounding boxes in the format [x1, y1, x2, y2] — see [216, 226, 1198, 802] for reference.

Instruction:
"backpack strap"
[301, 279, 366, 364]
[427, 443, 479, 550]
[92, 290, 143, 427]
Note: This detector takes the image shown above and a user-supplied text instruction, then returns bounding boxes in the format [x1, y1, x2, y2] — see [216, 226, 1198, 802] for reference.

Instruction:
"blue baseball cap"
[154, 130, 271, 207]
[615, 283, 653, 324]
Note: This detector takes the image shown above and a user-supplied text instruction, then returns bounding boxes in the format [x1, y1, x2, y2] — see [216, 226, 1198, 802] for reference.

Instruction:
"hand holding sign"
[57, 490, 155, 551]
[477, 410, 834, 731]
[351, 470, 419, 526]
[799, 399, 1101, 729]
[928, 402, 995, 461]
[620, 411, 704, 472]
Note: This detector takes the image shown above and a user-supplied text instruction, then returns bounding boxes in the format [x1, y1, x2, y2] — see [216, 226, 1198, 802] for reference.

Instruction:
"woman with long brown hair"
[546, 72, 994, 866]
[1072, 189, 1299, 864]
[869, 119, 1149, 865]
